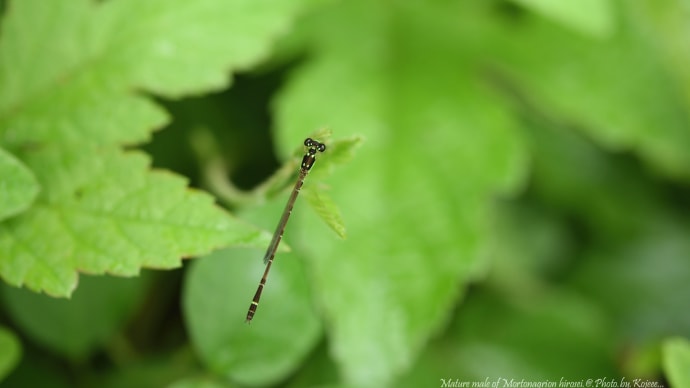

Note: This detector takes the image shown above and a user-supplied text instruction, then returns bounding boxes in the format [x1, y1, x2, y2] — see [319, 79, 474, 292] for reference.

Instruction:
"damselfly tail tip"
[246, 306, 256, 323]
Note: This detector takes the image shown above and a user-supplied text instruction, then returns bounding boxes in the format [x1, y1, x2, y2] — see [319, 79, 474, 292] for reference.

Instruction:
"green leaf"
[183, 248, 321, 386]
[1, 274, 148, 360]
[510, 0, 614, 38]
[275, 1, 528, 385]
[0, 326, 21, 382]
[0, 0, 168, 147]
[494, 3, 690, 180]
[0, 147, 270, 297]
[663, 337, 690, 388]
[0, 0, 310, 296]
[0, 147, 38, 221]
[0, 0, 309, 147]
[183, 201, 321, 387]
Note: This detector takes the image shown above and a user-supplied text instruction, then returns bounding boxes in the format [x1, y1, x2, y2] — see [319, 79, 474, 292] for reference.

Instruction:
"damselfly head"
[304, 138, 326, 153]
[301, 138, 326, 170]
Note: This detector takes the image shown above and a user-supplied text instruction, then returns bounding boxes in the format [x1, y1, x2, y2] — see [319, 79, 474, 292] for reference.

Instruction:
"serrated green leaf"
[0, 147, 38, 221]
[0, 326, 21, 382]
[0, 147, 271, 297]
[663, 337, 690, 388]
[0, 0, 168, 147]
[510, 0, 614, 38]
[0, 0, 309, 147]
[1, 274, 147, 360]
[275, 1, 528, 385]
[96, 0, 306, 97]
[183, 239, 321, 385]
[0, 0, 310, 296]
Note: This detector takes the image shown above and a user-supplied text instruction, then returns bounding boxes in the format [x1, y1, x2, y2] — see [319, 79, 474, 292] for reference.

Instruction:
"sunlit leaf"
[0, 147, 270, 296]
[0, 0, 310, 296]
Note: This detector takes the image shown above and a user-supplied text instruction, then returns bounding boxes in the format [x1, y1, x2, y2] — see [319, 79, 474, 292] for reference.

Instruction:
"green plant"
[1, 0, 689, 387]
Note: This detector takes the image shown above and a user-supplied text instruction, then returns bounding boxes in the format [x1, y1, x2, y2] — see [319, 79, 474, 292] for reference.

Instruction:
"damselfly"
[245, 138, 326, 322]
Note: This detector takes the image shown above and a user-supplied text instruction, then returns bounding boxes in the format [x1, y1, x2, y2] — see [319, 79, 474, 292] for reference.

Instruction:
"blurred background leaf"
[663, 337, 690, 388]
[1, 274, 150, 360]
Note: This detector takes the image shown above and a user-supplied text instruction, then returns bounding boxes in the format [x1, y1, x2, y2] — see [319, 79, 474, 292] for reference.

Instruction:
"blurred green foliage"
[1, 0, 690, 387]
